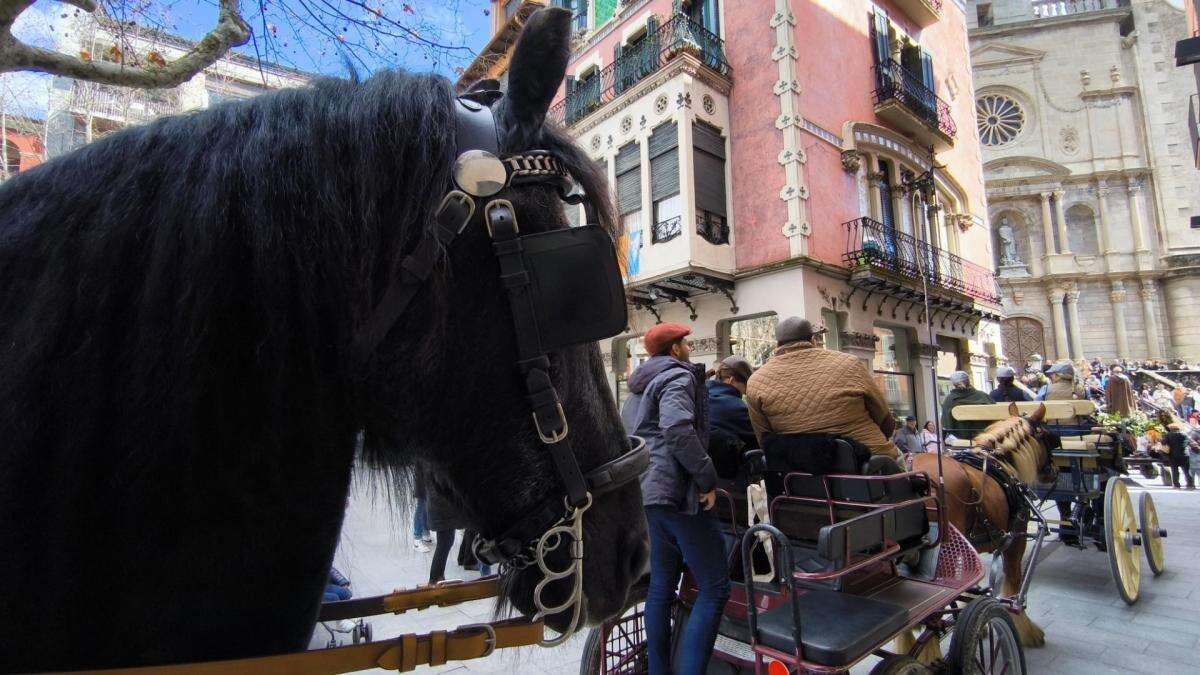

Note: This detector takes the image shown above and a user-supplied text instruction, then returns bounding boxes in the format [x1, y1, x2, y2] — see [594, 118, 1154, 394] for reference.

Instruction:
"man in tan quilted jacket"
[745, 317, 899, 459]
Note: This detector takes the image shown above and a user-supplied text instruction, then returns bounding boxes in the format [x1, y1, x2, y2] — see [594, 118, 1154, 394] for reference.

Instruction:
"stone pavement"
[321, 474, 1200, 674]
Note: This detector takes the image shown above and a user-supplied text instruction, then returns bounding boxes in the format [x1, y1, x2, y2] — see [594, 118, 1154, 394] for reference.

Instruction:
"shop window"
[873, 326, 915, 421]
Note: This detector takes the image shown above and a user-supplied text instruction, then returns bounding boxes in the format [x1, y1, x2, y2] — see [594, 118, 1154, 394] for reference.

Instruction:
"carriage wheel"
[1104, 478, 1141, 604]
[579, 626, 604, 675]
[946, 598, 1025, 675]
[1139, 492, 1166, 576]
[870, 655, 933, 674]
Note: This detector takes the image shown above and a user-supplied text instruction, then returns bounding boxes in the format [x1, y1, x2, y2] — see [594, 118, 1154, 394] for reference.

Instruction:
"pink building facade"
[462, 0, 999, 424]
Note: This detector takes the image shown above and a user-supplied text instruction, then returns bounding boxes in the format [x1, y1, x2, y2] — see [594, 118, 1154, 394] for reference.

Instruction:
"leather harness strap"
[87, 618, 544, 675]
[317, 576, 500, 622]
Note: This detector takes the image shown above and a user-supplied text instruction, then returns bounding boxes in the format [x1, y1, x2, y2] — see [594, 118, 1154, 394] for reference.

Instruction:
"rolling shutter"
[649, 121, 679, 202]
[693, 121, 726, 217]
[615, 142, 641, 216]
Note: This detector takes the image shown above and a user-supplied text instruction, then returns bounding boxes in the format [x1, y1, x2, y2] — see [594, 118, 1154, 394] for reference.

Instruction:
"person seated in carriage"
[940, 371, 994, 440]
[990, 365, 1032, 403]
[745, 316, 902, 476]
[706, 355, 759, 479]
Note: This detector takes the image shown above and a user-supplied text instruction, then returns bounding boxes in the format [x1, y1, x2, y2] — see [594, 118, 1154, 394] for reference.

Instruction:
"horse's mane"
[0, 68, 616, 494]
[974, 416, 1044, 484]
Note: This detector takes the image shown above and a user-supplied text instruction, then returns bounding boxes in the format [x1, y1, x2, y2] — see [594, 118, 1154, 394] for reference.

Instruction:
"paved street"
[322, 473, 1200, 674]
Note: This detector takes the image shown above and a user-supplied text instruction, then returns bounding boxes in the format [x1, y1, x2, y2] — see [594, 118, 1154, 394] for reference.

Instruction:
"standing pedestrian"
[422, 468, 470, 584]
[411, 471, 433, 553]
[620, 322, 727, 675]
[892, 416, 924, 455]
[1163, 423, 1196, 490]
[921, 421, 939, 453]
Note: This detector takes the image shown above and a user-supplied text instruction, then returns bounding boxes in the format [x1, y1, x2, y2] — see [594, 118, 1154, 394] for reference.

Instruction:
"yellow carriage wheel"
[1139, 491, 1166, 576]
[1105, 478, 1141, 605]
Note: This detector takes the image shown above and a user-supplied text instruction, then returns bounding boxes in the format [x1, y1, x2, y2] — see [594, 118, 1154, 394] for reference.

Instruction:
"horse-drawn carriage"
[947, 401, 1167, 605]
[581, 437, 1025, 675]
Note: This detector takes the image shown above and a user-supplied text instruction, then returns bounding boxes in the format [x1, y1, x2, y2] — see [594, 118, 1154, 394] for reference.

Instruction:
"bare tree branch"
[0, 0, 250, 88]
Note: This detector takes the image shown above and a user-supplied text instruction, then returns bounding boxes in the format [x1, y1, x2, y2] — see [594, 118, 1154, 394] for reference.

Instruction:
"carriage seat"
[721, 589, 909, 667]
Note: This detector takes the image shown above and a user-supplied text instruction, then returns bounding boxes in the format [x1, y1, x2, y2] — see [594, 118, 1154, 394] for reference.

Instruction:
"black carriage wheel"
[580, 625, 604, 675]
[870, 655, 933, 674]
[946, 598, 1026, 675]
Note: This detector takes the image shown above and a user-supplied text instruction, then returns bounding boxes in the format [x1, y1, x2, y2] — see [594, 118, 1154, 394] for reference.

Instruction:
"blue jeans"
[644, 505, 731, 675]
[323, 584, 351, 603]
[412, 497, 429, 539]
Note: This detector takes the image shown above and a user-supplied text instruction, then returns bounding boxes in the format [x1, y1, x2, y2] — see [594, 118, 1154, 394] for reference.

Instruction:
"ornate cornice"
[841, 331, 879, 351]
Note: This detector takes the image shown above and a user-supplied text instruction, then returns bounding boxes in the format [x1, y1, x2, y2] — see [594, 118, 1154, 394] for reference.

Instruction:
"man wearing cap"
[706, 356, 759, 478]
[746, 316, 900, 461]
[941, 371, 994, 439]
[892, 416, 924, 455]
[619, 322, 728, 675]
[990, 366, 1031, 403]
[1041, 362, 1083, 401]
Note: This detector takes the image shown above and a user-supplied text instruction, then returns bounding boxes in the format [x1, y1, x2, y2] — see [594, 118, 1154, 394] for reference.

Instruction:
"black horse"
[0, 8, 646, 671]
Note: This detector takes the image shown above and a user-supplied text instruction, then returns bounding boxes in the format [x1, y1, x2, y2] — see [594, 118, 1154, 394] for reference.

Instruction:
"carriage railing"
[547, 14, 730, 126]
[844, 217, 1001, 304]
[873, 60, 957, 140]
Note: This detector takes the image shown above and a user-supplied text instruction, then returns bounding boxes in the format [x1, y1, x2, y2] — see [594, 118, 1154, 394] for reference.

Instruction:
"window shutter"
[644, 14, 660, 75]
[615, 142, 642, 216]
[614, 43, 625, 94]
[693, 122, 726, 217]
[872, 11, 891, 66]
[649, 121, 679, 202]
[920, 48, 935, 91]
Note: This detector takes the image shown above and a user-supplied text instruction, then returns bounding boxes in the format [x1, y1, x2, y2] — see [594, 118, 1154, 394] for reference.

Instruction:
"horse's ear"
[1008, 402, 1020, 418]
[1028, 403, 1047, 424]
[499, 7, 572, 146]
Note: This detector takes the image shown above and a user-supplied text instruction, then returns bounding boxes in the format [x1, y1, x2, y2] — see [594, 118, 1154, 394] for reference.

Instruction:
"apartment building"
[461, 0, 997, 424]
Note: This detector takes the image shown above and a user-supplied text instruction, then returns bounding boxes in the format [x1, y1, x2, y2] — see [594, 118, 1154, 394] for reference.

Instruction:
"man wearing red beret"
[620, 322, 727, 675]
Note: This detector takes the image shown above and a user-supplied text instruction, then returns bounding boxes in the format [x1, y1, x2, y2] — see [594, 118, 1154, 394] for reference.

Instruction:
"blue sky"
[2, 0, 495, 119]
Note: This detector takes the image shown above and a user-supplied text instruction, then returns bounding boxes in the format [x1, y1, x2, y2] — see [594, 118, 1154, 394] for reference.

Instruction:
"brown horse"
[904, 402, 1050, 655]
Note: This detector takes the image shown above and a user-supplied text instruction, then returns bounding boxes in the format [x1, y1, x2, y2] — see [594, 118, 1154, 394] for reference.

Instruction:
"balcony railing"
[873, 60, 956, 140]
[70, 81, 180, 122]
[548, 13, 729, 126]
[844, 217, 1000, 304]
[1032, 0, 1129, 18]
[696, 211, 729, 245]
[652, 216, 681, 243]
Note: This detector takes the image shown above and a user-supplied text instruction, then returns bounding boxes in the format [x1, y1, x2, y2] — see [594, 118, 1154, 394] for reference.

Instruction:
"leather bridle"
[353, 89, 648, 643]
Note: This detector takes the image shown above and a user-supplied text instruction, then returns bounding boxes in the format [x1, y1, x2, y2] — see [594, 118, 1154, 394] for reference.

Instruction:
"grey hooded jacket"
[620, 356, 717, 515]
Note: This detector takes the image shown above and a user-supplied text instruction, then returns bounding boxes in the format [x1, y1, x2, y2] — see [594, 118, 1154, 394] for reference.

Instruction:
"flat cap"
[950, 371, 970, 385]
[643, 322, 691, 357]
[775, 316, 825, 345]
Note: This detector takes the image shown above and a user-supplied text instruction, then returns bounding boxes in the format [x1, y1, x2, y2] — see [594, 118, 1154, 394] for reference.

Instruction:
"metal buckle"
[484, 199, 516, 239]
[533, 402, 569, 444]
[461, 623, 498, 658]
[437, 190, 476, 235]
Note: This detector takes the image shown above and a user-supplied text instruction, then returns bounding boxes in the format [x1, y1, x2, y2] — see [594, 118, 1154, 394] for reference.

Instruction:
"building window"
[976, 94, 1024, 146]
[873, 326, 915, 421]
[615, 141, 642, 217]
[553, 0, 589, 33]
[976, 3, 994, 27]
[649, 121, 680, 233]
[693, 120, 728, 245]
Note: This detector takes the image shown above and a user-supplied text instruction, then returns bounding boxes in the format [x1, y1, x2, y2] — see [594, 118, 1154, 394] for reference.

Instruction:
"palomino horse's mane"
[973, 416, 1045, 485]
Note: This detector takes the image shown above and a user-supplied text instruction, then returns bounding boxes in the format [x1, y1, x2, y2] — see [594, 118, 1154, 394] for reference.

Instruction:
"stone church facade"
[968, 0, 1200, 364]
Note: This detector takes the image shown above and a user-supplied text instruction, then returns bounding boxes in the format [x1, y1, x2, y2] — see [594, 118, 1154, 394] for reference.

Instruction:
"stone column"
[1047, 287, 1069, 360]
[1039, 192, 1058, 255]
[867, 167, 883, 222]
[1064, 284, 1085, 360]
[1140, 279, 1163, 358]
[1093, 184, 1112, 254]
[1110, 281, 1130, 358]
[1052, 189, 1070, 253]
[1127, 180, 1149, 252]
[910, 342, 940, 427]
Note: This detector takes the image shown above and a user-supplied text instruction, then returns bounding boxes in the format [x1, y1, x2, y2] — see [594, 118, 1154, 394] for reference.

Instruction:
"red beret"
[643, 322, 692, 356]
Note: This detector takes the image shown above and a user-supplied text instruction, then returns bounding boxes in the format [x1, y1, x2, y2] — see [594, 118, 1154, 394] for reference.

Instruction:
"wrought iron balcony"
[844, 217, 999, 305]
[873, 60, 956, 149]
[652, 216, 681, 243]
[548, 13, 730, 127]
[696, 211, 728, 245]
